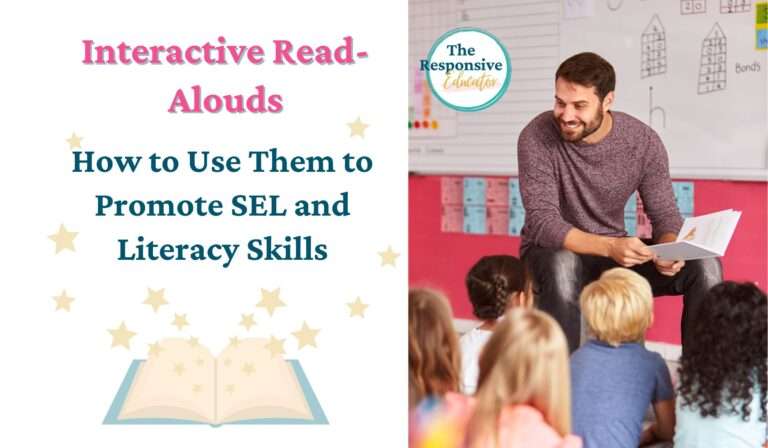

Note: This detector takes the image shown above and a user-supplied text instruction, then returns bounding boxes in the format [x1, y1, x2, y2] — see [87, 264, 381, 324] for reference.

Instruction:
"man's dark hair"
[555, 52, 616, 102]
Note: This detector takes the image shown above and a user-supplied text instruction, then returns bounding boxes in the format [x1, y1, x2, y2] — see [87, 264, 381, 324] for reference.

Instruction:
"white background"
[0, 0, 408, 445]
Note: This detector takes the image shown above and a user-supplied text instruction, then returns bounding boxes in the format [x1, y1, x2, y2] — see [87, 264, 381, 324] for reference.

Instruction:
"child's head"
[580, 267, 653, 346]
[409, 288, 461, 408]
[465, 255, 533, 321]
[468, 308, 572, 443]
[678, 281, 767, 422]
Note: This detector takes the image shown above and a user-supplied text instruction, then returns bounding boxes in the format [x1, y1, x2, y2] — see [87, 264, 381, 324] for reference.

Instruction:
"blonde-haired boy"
[580, 267, 653, 346]
[570, 268, 675, 448]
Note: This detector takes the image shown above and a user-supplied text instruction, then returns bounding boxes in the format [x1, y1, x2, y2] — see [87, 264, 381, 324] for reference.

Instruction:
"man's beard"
[558, 108, 603, 142]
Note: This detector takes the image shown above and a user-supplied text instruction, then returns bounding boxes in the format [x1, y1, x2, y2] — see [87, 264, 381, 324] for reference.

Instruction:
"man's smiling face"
[553, 78, 611, 142]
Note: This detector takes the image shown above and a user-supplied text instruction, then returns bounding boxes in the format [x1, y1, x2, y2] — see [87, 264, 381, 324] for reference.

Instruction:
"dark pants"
[523, 246, 723, 353]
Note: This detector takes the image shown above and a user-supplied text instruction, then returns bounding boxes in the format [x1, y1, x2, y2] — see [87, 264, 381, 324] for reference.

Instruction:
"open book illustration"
[648, 209, 741, 261]
[104, 338, 327, 425]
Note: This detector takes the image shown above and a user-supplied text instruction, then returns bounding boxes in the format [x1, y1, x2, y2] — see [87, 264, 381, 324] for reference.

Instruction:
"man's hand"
[655, 258, 685, 276]
[652, 232, 684, 276]
[608, 237, 654, 267]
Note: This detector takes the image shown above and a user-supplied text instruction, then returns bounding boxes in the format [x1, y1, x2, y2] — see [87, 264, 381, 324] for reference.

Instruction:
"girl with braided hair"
[460, 255, 533, 394]
[674, 281, 767, 448]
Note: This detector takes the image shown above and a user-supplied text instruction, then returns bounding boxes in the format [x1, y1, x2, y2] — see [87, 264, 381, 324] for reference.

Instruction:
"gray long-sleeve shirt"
[518, 111, 683, 256]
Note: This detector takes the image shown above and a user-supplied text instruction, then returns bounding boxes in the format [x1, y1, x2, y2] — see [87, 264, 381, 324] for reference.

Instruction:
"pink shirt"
[492, 405, 582, 448]
[413, 393, 582, 448]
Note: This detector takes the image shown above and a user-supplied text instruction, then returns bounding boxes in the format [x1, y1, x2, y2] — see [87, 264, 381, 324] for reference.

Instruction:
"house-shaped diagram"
[641, 15, 667, 78]
[698, 23, 727, 94]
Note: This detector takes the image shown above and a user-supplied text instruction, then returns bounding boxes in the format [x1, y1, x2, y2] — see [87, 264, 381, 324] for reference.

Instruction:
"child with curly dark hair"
[460, 255, 533, 394]
[674, 281, 767, 448]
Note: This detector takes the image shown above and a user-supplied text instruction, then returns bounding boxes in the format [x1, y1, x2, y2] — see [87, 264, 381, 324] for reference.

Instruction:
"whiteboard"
[408, 0, 768, 180]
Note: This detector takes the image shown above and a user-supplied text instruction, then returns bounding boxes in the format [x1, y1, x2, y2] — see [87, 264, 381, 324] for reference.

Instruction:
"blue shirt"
[674, 385, 766, 448]
[570, 340, 674, 448]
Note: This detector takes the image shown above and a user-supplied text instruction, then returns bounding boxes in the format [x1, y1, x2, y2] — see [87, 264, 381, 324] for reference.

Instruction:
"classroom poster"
[0, 1, 407, 446]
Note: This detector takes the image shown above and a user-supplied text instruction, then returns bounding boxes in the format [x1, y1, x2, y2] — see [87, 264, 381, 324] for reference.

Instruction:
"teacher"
[517, 52, 722, 353]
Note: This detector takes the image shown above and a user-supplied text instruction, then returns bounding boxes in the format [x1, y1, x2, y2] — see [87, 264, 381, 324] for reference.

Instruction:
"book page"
[119, 338, 215, 422]
[676, 209, 741, 254]
[649, 209, 741, 260]
[216, 338, 312, 423]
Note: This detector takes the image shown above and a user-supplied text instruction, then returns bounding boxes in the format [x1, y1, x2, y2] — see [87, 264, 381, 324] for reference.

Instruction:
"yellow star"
[48, 224, 78, 254]
[143, 288, 168, 313]
[242, 362, 255, 375]
[378, 246, 400, 267]
[239, 313, 256, 331]
[229, 336, 241, 348]
[66, 132, 83, 150]
[256, 288, 285, 316]
[192, 384, 203, 393]
[265, 336, 286, 358]
[347, 297, 368, 318]
[108, 321, 136, 349]
[171, 313, 189, 331]
[225, 384, 235, 394]
[195, 358, 205, 367]
[173, 362, 186, 376]
[53, 290, 75, 312]
[347, 116, 369, 138]
[147, 341, 163, 357]
[187, 336, 200, 347]
[292, 321, 320, 349]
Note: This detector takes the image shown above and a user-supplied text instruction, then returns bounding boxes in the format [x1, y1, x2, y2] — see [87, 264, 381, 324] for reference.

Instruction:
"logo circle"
[424, 28, 511, 112]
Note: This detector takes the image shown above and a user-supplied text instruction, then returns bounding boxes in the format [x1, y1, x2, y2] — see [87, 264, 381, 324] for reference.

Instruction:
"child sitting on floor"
[409, 288, 461, 409]
[674, 281, 767, 448]
[461, 255, 533, 394]
[412, 308, 582, 448]
[570, 268, 675, 448]
[467, 308, 582, 447]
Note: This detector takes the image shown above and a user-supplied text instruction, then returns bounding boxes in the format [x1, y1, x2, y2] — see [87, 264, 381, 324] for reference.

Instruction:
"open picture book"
[648, 209, 741, 261]
[104, 338, 326, 425]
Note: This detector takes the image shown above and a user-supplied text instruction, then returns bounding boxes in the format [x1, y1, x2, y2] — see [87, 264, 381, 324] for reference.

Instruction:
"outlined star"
[265, 336, 286, 358]
[347, 297, 368, 318]
[239, 313, 256, 331]
[108, 321, 136, 349]
[292, 321, 320, 349]
[48, 224, 78, 254]
[143, 288, 168, 312]
[53, 290, 75, 312]
[347, 116, 369, 138]
[256, 288, 285, 316]
[378, 246, 400, 267]
[147, 341, 164, 357]
[66, 132, 83, 150]
[171, 313, 189, 331]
